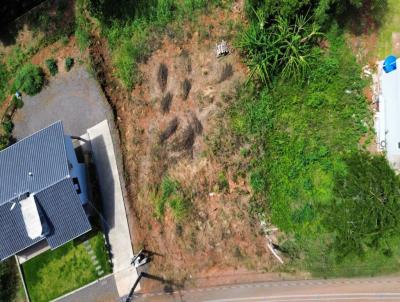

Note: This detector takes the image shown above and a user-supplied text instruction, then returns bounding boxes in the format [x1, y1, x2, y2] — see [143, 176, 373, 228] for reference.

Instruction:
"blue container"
[383, 55, 397, 73]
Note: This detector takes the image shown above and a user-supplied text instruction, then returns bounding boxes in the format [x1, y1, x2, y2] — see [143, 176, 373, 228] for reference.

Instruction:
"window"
[72, 177, 81, 194]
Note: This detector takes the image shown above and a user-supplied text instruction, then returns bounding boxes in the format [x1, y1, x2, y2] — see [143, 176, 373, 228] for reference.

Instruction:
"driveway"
[12, 65, 112, 138]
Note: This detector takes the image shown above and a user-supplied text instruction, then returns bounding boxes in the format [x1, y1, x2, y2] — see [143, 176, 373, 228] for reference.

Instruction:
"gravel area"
[12, 65, 111, 138]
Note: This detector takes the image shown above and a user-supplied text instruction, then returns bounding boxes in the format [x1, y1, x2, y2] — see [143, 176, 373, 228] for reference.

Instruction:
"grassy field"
[22, 232, 111, 302]
[376, 0, 400, 58]
[232, 24, 400, 277]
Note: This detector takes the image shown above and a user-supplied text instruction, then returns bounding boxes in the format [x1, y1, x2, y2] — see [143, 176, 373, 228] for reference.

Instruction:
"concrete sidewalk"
[87, 120, 139, 296]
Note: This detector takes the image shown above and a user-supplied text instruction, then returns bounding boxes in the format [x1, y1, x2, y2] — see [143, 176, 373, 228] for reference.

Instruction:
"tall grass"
[85, 0, 218, 88]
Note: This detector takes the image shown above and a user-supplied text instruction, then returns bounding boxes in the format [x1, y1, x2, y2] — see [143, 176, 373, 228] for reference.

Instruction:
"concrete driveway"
[12, 65, 112, 138]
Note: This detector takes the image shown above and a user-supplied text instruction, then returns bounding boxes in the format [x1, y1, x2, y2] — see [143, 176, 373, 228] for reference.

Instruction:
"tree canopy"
[327, 152, 400, 258]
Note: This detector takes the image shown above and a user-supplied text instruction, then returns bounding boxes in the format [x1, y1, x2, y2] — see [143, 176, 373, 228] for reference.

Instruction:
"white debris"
[216, 40, 229, 57]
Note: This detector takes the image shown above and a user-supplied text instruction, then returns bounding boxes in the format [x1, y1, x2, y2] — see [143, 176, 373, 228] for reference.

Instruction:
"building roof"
[0, 122, 91, 261]
[0, 121, 70, 206]
[378, 59, 400, 170]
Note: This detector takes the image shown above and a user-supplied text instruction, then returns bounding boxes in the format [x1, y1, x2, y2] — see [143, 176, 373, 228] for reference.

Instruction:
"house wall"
[64, 136, 89, 204]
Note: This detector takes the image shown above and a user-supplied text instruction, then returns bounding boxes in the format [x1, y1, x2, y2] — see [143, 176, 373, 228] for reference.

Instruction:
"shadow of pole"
[123, 271, 184, 302]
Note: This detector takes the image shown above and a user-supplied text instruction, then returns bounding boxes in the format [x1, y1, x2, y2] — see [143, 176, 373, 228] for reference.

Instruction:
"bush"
[2, 120, 13, 135]
[237, 13, 321, 84]
[65, 57, 74, 71]
[12, 95, 24, 109]
[45, 58, 58, 76]
[14, 64, 44, 96]
[0, 260, 18, 301]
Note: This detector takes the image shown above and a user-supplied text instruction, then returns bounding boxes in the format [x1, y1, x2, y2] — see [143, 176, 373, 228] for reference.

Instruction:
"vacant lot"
[22, 232, 111, 302]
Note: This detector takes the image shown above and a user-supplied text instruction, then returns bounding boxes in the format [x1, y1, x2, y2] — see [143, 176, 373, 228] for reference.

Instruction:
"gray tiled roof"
[0, 122, 92, 261]
[0, 121, 70, 206]
[0, 199, 44, 261]
[35, 178, 91, 249]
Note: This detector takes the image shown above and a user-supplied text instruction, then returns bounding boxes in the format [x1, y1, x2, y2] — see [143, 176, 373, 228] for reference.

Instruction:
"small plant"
[65, 57, 74, 72]
[157, 63, 168, 92]
[11, 95, 24, 109]
[2, 119, 13, 135]
[14, 64, 44, 96]
[169, 194, 190, 221]
[218, 63, 233, 83]
[45, 58, 58, 76]
[0, 135, 8, 150]
[217, 171, 229, 192]
[182, 79, 191, 100]
[160, 92, 173, 114]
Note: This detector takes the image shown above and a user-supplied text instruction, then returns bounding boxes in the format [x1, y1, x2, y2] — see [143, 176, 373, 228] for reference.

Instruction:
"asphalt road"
[133, 276, 400, 302]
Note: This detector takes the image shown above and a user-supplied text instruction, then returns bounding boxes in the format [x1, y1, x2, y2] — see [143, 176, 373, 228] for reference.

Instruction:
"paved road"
[134, 276, 400, 302]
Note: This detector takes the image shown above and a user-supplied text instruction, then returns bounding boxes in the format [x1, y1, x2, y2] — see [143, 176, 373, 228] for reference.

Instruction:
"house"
[0, 121, 92, 261]
[376, 56, 400, 170]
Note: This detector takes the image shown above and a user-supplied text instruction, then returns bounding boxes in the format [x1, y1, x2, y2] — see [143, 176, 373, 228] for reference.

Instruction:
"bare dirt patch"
[91, 6, 277, 291]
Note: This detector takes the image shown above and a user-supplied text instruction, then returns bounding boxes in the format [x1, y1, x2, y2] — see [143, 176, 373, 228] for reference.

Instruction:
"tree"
[14, 63, 44, 95]
[327, 152, 400, 258]
[0, 259, 18, 301]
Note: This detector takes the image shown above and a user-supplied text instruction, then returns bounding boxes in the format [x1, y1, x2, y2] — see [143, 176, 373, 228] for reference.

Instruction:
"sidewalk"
[87, 120, 139, 295]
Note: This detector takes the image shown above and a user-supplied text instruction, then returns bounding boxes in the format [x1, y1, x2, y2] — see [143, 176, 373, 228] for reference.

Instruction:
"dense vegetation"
[14, 63, 44, 95]
[232, 0, 400, 276]
[0, 259, 18, 302]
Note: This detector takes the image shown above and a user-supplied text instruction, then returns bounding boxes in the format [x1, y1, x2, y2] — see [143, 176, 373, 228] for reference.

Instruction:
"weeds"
[158, 63, 168, 92]
[182, 79, 191, 100]
[153, 176, 191, 221]
[161, 92, 173, 114]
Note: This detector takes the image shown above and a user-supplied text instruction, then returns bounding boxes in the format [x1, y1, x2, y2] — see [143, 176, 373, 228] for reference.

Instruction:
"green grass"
[231, 29, 400, 276]
[152, 176, 191, 221]
[83, 0, 222, 88]
[376, 0, 400, 58]
[22, 232, 111, 302]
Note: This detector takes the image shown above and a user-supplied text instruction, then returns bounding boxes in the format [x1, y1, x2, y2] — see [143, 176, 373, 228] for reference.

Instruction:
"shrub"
[0, 136, 8, 150]
[14, 64, 44, 96]
[65, 57, 74, 71]
[157, 63, 168, 92]
[182, 79, 191, 100]
[2, 120, 13, 135]
[45, 58, 58, 76]
[237, 13, 321, 84]
[12, 95, 24, 109]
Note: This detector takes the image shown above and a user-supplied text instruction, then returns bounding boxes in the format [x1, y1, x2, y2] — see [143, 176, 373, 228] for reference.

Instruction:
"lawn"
[22, 232, 111, 302]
